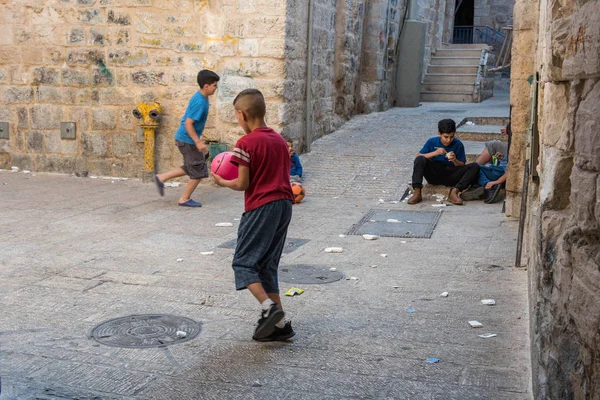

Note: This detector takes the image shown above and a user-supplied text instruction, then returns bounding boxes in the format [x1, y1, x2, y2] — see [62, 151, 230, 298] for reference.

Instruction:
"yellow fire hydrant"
[133, 102, 163, 173]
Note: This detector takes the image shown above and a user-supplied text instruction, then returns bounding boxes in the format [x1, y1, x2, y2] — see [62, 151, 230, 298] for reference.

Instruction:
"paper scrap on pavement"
[362, 234, 378, 240]
[285, 287, 305, 296]
[440, 291, 449, 297]
[481, 299, 496, 305]
[478, 333, 497, 338]
[324, 247, 343, 253]
[425, 358, 440, 363]
[469, 320, 483, 328]
[200, 251, 214, 256]
[215, 222, 233, 227]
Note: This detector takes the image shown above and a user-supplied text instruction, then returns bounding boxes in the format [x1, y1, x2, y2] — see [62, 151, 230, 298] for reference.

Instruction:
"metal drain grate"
[347, 210, 442, 238]
[91, 314, 201, 348]
[219, 238, 309, 254]
[279, 264, 344, 284]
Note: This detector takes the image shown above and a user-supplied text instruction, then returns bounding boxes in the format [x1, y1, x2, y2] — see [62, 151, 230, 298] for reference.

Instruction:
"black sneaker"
[253, 303, 284, 340]
[253, 321, 296, 342]
[484, 184, 504, 204]
[460, 185, 484, 201]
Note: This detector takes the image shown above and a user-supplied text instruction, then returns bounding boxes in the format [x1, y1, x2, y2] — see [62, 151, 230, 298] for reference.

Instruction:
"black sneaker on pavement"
[460, 185, 484, 201]
[484, 184, 504, 204]
[253, 303, 284, 340]
[253, 321, 295, 342]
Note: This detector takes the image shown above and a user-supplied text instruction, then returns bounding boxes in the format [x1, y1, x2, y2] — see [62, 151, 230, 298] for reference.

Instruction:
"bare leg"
[267, 293, 283, 312]
[179, 179, 201, 203]
[247, 282, 269, 303]
[157, 167, 186, 183]
[476, 148, 492, 165]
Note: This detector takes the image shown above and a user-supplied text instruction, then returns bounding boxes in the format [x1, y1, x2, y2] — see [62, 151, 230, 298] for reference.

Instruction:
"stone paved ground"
[0, 93, 532, 399]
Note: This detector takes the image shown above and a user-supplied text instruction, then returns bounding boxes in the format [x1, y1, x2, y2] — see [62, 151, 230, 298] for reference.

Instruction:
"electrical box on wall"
[61, 122, 76, 139]
[0, 122, 8, 139]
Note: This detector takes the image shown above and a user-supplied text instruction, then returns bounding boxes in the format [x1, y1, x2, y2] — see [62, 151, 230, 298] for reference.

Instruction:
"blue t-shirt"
[419, 136, 466, 165]
[174, 91, 209, 144]
[290, 153, 303, 177]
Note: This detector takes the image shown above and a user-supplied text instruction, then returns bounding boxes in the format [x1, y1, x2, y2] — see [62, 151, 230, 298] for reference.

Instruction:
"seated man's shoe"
[254, 321, 295, 342]
[484, 184, 503, 204]
[407, 188, 422, 205]
[448, 188, 464, 205]
[460, 185, 484, 201]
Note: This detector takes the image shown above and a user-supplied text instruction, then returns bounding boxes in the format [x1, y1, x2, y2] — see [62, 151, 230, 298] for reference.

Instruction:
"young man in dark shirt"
[408, 119, 480, 205]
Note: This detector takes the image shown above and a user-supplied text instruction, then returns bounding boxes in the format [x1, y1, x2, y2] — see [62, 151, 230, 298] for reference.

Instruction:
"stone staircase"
[421, 44, 492, 103]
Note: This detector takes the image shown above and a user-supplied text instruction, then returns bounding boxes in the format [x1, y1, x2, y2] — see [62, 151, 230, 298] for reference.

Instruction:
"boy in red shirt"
[211, 89, 295, 342]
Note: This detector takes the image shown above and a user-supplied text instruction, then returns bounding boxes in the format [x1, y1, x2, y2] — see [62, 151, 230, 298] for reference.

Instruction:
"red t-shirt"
[230, 127, 294, 212]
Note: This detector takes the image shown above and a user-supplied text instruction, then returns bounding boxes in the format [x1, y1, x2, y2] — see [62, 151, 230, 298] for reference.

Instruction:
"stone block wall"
[282, 0, 408, 151]
[474, 0, 515, 31]
[416, 0, 448, 80]
[0, 1, 287, 177]
[509, 0, 600, 397]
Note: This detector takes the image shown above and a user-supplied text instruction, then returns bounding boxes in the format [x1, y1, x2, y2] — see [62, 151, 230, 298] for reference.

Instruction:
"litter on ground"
[440, 291, 449, 297]
[329, 267, 337, 272]
[481, 299, 496, 305]
[215, 222, 233, 227]
[425, 358, 440, 363]
[387, 219, 399, 223]
[362, 234, 379, 240]
[339, 234, 346, 238]
[177, 258, 184, 262]
[380, 254, 387, 258]
[407, 308, 415, 313]
[469, 320, 483, 328]
[164, 182, 181, 187]
[478, 333, 497, 338]
[200, 251, 214, 256]
[176, 331, 187, 338]
[325, 247, 343, 253]
[285, 287, 305, 296]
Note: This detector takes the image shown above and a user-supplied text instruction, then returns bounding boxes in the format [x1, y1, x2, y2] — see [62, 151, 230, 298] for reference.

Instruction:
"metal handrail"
[453, 26, 506, 46]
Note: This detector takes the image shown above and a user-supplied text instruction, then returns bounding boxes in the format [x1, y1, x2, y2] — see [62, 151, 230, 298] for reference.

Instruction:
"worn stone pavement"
[0, 93, 532, 399]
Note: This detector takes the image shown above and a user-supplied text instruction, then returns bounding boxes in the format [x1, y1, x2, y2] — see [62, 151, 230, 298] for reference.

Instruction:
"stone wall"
[509, 0, 600, 397]
[474, 0, 515, 31]
[0, 0, 287, 177]
[282, 0, 408, 151]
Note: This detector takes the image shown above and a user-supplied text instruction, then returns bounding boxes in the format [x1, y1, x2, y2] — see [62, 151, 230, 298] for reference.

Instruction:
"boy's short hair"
[197, 70, 220, 88]
[438, 119, 456, 134]
[233, 89, 266, 119]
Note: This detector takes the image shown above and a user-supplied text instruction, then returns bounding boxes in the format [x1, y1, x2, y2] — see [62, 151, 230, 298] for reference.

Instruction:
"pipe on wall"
[304, 0, 314, 153]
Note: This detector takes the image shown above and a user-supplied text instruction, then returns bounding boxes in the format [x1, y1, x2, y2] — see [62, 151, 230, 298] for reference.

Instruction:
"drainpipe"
[132, 102, 163, 177]
[304, 0, 314, 153]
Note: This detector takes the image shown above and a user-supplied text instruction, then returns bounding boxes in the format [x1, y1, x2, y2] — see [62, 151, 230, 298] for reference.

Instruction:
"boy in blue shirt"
[407, 119, 480, 205]
[153, 70, 220, 207]
[286, 140, 303, 182]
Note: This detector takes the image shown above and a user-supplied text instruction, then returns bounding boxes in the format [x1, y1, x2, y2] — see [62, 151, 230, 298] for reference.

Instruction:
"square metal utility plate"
[0, 122, 8, 139]
[347, 210, 442, 239]
[60, 122, 76, 139]
[219, 238, 310, 254]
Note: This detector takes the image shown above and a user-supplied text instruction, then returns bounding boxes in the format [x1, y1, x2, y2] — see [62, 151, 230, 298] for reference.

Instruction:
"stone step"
[430, 56, 481, 66]
[421, 82, 474, 93]
[458, 116, 511, 126]
[420, 91, 474, 102]
[442, 43, 492, 50]
[457, 124, 507, 142]
[423, 73, 478, 84]
[427, 65, 479, 74]
[434, 49, 484, 57]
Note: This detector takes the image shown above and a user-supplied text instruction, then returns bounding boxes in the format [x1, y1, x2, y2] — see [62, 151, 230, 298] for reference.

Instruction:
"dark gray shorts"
[176, 140, 208, 180]
[232, 199, 293, 293]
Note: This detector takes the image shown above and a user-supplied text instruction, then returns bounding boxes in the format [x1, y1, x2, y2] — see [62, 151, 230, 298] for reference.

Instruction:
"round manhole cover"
[91, 314, 201, 348]
[279, 264, 344, 284]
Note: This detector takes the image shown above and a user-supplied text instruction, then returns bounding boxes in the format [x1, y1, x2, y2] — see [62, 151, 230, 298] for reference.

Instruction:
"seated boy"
[408, 119, 480, 205]
[286, 140, 303, 182]
[461, 123, 511, 204]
